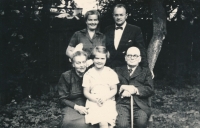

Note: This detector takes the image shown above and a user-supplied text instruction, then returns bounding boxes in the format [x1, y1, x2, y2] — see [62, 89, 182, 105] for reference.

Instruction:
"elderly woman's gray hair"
[71, 51, 88, 62]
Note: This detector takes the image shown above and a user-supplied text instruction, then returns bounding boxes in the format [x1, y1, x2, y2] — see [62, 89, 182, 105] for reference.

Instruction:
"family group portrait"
[0, 0, 200, 128]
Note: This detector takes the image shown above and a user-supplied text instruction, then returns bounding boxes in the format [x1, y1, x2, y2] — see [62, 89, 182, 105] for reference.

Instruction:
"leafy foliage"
[164, 0, 200, 22]
[99, 0, 152, 21]
[1, 0, 50, 103]
[98, 0, 200, 22]
[0, 92, 62, 128]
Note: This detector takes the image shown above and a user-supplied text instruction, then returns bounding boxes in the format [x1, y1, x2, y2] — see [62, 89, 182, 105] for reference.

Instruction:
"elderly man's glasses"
[126, 54, 140, 59]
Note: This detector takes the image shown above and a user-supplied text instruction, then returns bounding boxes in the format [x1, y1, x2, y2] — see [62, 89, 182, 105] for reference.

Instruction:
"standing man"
[115, 47, 154, 128]
[104, 4, 148, 68]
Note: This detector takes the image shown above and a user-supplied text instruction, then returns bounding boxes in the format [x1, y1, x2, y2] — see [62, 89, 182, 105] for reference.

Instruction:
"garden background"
[1, 0, 200, 127]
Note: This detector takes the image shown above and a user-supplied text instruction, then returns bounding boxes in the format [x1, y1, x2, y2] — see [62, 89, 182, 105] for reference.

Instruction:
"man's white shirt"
[114, 22, 127, 50]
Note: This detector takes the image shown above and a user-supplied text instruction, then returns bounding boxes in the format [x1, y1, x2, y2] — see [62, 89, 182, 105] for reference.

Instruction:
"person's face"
[72, 55, 87, 74]
[86, 14, 99, 31]
[125, 50, 141, 67]
[93, 52, 107, 69]
[113, 7, 127, 26]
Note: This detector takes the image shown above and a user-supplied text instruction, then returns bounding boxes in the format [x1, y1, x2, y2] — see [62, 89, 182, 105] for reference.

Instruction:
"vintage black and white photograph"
[1, 0, 200, 127]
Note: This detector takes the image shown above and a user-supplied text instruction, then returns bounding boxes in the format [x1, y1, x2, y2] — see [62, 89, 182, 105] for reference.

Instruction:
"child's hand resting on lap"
[95, 95, 108, 107]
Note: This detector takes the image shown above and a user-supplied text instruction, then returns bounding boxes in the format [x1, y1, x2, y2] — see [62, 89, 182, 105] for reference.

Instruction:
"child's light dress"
[82, 66, 119, 126]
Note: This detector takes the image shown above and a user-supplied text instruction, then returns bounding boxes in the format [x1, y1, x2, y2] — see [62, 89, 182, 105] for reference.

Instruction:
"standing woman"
[66, 10, 105, 66]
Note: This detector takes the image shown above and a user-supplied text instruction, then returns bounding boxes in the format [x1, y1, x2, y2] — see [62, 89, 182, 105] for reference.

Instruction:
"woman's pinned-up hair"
[91, 46, 110, 59]
[71, 50, 88, 62]
[84, 10, 100, 21]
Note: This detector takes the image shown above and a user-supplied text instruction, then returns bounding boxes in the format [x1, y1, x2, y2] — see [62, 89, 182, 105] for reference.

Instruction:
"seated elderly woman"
[57, 51, 97, 128]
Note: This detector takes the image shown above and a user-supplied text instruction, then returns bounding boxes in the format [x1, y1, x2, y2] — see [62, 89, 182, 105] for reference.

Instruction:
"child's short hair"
[91, 46, 110, 59]
[71, 51, 88, 63]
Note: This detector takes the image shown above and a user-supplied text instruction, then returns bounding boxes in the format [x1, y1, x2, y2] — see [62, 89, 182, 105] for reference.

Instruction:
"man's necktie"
[115, 26, 123, 30]
[128, 69, 132, 75]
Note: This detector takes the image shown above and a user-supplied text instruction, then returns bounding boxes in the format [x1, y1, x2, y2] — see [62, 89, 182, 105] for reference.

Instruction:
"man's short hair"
[84, 10, 100, 22]
[113, 4, 127, 13]
[91, 46, 110, 59]
[71, 51, 88, 63]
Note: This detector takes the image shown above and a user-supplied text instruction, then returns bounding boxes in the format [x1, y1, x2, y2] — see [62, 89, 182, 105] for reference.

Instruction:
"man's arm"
[119, 85, 139, 96]
[118, 68, 154, 98]
[135, 68, 154, 97]
[114, 67, 132, 98]
[120, 70, 154, 97]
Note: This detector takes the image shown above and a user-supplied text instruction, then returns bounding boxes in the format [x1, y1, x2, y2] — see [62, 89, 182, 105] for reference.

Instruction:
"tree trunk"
[147, 0, 167, 71]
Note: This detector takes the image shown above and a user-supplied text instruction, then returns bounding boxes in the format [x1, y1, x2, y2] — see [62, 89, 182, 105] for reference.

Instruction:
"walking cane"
[130, 95, 134, 128]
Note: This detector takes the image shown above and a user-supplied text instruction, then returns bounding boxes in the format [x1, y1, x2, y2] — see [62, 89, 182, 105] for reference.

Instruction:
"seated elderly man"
[57, 51, 97, 128]
[114, 47, 154, 128]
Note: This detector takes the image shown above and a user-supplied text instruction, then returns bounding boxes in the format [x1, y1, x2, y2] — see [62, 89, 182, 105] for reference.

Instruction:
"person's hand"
[150, 70, 154, 79]
[119, 85, 138, 95]
[95, 97, 107, 107]
[86, 59, 93, 67]
[98, 95, 107, 104]
[95, 98, 103, 107]
[121, 90, 131, 98]
[74, 105, 88, 115]
[95, 95, 107, 107]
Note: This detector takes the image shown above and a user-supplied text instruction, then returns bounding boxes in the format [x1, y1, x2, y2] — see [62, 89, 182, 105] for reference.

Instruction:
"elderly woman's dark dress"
[58, 69, 96, 128]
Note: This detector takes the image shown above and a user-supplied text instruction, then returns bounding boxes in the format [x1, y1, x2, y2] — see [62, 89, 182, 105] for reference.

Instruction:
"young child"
[82, 46, 119, 128]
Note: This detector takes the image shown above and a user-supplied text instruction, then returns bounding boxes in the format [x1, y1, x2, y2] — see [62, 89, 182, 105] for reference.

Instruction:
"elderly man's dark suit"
[104, 23, 148, 68]
[114, 65, 154, 128]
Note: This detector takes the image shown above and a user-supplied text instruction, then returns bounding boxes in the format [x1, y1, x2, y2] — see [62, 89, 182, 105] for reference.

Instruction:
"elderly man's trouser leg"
[116, 104, 148, 128]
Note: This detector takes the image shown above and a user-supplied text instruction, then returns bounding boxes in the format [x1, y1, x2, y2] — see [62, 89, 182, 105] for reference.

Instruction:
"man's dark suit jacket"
[104, 23, 148, 68]
[114, 65, 154, 116]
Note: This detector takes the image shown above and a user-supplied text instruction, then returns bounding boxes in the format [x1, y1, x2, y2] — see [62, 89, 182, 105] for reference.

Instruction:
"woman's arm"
[58, 72, 88, 114]
[66, 46, 75, 58]
[66, 43, 84, 58]
[57, 73, 76, 108]
[66, 32, 78, 57]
